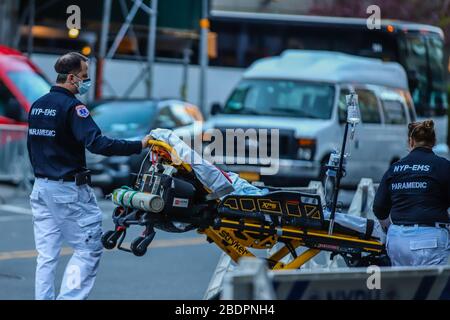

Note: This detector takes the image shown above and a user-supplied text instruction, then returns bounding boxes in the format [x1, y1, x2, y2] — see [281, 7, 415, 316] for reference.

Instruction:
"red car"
[0, 45, 51, 126]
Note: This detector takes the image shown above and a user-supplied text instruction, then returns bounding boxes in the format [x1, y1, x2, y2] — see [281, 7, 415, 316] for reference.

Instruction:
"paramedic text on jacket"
[373, 120, 450, 266]
[27, 52, 151, 300]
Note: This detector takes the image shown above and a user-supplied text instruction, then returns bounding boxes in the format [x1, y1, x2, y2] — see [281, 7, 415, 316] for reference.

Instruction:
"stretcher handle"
[147, 139, 192, 172]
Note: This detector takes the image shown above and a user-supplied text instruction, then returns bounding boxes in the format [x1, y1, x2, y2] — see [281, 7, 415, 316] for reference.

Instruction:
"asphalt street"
[0, 183, 354, 300]
[0, 184, 223, 300]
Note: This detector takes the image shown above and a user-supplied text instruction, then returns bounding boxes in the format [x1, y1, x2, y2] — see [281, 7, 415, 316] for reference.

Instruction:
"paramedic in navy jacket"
[373, 120, 450, 266]
[27, 52, 151, 300]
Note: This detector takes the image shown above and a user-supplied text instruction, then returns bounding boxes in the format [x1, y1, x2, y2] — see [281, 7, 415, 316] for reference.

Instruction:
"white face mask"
[72, 74, 92, 95]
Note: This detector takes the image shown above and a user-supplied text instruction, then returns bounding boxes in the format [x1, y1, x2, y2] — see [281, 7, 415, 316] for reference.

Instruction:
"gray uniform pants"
[30, 178, 103, 300]
[387, 224, 450, 266]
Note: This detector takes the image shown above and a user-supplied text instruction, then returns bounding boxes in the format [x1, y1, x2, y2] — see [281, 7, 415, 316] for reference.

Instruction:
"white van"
[203, 50, 417, 187]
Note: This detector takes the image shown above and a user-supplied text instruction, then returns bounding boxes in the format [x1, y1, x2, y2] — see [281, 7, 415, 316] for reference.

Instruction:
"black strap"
[364, 219, 375, 239]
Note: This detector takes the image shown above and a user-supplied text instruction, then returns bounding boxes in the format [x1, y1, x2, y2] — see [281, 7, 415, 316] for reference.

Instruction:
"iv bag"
[346, 92, 361, 124]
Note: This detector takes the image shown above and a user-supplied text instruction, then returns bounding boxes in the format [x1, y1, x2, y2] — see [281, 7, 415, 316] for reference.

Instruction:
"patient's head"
[407, 119, 436, 150]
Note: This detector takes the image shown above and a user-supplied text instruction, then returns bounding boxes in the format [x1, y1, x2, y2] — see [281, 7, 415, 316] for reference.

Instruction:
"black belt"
[36, 170, 91, 186]
[395, 223, 450, 229]
[36, 174, 75, 182]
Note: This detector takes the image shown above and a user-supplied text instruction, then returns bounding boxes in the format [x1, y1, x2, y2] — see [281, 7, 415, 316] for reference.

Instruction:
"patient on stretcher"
[145, 129, 386, 243]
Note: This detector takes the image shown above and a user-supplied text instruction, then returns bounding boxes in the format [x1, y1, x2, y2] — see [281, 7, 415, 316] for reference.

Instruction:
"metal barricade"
[0, 124, 33, 191]
[204, 253, 235, 300]
[223, 258, 450, 300]
[348, 178, 379, 219]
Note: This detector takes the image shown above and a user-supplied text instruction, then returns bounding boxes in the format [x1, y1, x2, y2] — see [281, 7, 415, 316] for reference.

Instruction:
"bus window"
[356, 30, 398, 61]
[403, 34, 428, 113]
[427, 37, 448, 116]
[243, 24, 284, 66]
[213, 22, 241, 67]
[428, 37, 444, 83]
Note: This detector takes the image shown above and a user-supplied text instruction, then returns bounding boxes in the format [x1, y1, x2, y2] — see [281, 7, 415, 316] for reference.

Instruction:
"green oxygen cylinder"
[112, 188, 165, 213]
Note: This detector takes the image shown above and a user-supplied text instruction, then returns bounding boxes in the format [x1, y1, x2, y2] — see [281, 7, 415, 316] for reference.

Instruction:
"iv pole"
[328, 91, 360, 235]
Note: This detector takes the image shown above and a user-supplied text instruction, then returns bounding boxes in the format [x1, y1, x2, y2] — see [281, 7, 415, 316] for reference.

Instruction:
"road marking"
[0, 204, 32, 215]
[0, 215, 30, 222]
[0, 204, 110, 220]
[0, 237, 206, 261]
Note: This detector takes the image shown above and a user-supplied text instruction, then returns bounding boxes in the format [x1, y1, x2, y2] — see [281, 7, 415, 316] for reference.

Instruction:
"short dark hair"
[54, 52, 88, 83]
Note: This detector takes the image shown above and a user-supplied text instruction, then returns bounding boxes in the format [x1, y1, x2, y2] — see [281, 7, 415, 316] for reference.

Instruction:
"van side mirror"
[210, 102, 222, 116]
[5, 98, 27, 122]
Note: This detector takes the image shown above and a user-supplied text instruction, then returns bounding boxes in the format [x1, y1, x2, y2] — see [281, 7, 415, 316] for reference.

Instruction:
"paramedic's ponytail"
[408, 120, 436, 148]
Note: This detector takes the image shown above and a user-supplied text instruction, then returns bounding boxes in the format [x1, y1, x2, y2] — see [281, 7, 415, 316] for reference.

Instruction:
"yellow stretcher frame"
[146, 139, 385, 270]
[198, 220, 383, 270]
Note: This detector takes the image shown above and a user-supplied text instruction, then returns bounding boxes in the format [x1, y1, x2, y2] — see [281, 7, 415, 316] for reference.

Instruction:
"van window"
[338, 89, 350, 122]
[382, 100, 407, 124]
[224, 79, 335, 119]
[339, 89, 381, 123]
[355, 89, 381, 124]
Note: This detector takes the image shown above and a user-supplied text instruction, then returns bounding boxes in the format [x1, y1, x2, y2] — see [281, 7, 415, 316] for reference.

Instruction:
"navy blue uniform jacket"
[27, 86, 142, 179]
[373, 147, 450, 224]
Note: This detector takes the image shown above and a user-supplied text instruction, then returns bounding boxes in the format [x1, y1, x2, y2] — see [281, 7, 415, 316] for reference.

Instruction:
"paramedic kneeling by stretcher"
[373, 120, 450, 266]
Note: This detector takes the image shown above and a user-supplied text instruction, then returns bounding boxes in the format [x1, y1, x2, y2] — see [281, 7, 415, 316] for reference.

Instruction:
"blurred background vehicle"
[86, 98, 203, 194]
[0, 45, 50, 126]
[204, 50, 417, 190]
[0, 46, 50, 186]
[208, 11, 448, 146]
[0, 0, 448, 189]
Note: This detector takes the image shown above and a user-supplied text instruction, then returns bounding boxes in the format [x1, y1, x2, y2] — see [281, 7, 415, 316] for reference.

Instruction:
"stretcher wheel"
[130, 236, 148, 256]
[101, 230, 118, 250]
